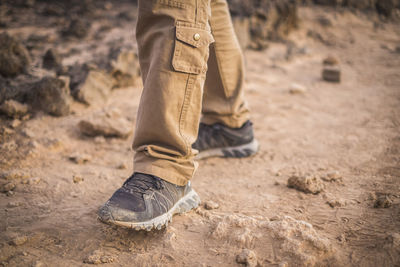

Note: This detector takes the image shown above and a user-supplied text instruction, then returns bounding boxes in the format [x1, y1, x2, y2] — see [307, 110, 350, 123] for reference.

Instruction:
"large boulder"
[69, 64, 113, 106]
[0, 33, 31, 78]
[227, 0, 299, 47]
[30, 76, 72, 116]
[110, 49, 140, 89]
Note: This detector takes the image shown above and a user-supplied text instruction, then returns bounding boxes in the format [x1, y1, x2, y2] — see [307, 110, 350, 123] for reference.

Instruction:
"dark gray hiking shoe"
[193, 120, 259, 160]
[98, 173, 200, 231]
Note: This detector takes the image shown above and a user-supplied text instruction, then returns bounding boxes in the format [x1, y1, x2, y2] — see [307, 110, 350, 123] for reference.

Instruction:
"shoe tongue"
[125, 173, 161, 191]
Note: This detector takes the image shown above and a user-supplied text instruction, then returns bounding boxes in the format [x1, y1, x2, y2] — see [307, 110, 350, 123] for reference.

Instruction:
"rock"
[43, 4, 65, 16]
[0, 100, 29, 118]
[117, 163, 127, 169]
[84, 250, 116, 264]
[395, 46, 400, 54]
[72, 175, 84, 184]
[32, 261, 45, 267]
[9, 235, 28, 246]
[376, 0, 395, 17]
[322, 171, 343, 182]
[289, 83, 307, 94]
[322, 66, 341, 83]
[374, 194, 393, 208]
[236, 249, 257, 267]
[31, 76, 71, 116]
[317, 16, 333, 27]
[7, 201, 23, 208]
[10, 119, 21, 128]
[42, 48, 63, 72]
[70, 65, 113, 105]
[62, 18, 89, 39]
[204, 200, 219, 210]
[0, 33, 31, 78]
[314, 0, 342, 5]
[78, 109, 132, 138]
[1, 182, 16, 192]
[111, 50, 140, 89]
[69, 153, 91, 164]
[342, 0, 372, 9]
[0, 170, 29, 180]
[228, 0, 298, 42]
[327, 198, 346, 208]
[26, 177, 41, 185]
[287, 174, 324, 194]
[323, 56, 339, 66]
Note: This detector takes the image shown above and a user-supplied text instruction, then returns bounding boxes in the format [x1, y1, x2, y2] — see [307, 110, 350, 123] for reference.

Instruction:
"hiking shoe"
[98, 173, 200, 231]
[192, 120, 259, 160]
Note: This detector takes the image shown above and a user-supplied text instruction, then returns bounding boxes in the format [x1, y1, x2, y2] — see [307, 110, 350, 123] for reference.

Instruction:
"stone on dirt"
[31, 76, 71, 116]
[0, 170, 29, 180]
[70, 65, 113, 106]
[0, 100, 29, 118]
[84, 250, 116, 264]
[327, 198, 346, 208]
[322, 66, 341, 83]
[42, 48, 63, 72]
[227, 0, 298, 47]
[0, 32, 31, 78]
[111, 50, 140, 89]
[289, 83, 308, 94]
[72, 175, 84, 184]
[323, 56, 339, 66]
[78, 109, 132, 138]
[204, 200, 220, 210]
[287, 174, 324, 194]
[62, 18, 89, 39]
[236, 249, 257, 267]
[1, 182, 16, 193]
[69, 153, 91, 164]
[374, 194, 393, 208]
[322, 171, 343, 182]
[9, 235, 28, 246]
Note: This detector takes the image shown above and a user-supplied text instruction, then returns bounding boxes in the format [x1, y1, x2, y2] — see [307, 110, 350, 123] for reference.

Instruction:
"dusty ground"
[1, 4, 400, 267]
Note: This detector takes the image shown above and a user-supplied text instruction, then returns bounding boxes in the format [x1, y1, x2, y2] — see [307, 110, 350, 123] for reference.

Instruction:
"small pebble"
[69, 153, 91, 164]
[322, 171, 342, 182]
[117, 163, 127, 169]
[204, 200, 219, 210]
[322, 66, 341, 83]
[323, 55, 339, 66]
[289, 83, 308, 94]
[236, 249, 257, 267]
[72, 175, 84, 183]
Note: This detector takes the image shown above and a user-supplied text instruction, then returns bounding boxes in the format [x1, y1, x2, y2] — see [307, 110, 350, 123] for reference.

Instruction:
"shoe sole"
[99, 189, 201, 231]
[195, 139, 259, 160]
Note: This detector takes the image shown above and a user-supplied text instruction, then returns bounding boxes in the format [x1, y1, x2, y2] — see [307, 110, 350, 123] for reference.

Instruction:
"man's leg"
[98, 0, 213, 230]
[193, 0, 259, 159]
[132, 0, 214, 186]
[202, 0, 249, 128]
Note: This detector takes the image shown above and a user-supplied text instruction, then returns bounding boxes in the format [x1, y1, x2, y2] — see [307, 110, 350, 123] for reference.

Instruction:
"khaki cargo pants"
[133, 0, 250, 186]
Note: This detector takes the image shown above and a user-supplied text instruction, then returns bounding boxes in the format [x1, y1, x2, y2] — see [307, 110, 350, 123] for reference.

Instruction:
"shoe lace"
[122, 173, 164, 195]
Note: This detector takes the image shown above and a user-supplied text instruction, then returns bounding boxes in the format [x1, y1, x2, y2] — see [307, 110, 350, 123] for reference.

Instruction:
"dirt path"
[1, 6, 400, 267]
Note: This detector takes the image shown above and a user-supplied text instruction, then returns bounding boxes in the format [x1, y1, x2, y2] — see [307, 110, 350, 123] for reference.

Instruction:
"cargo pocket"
[172, 23, 215, 74]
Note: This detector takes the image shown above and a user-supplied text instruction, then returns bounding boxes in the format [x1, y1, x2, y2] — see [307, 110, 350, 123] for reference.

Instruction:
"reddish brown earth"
[1, 5, 400, 267]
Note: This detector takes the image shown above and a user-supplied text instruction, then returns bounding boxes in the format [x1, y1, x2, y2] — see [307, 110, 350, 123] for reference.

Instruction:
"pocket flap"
[176, 25, 214, 48]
